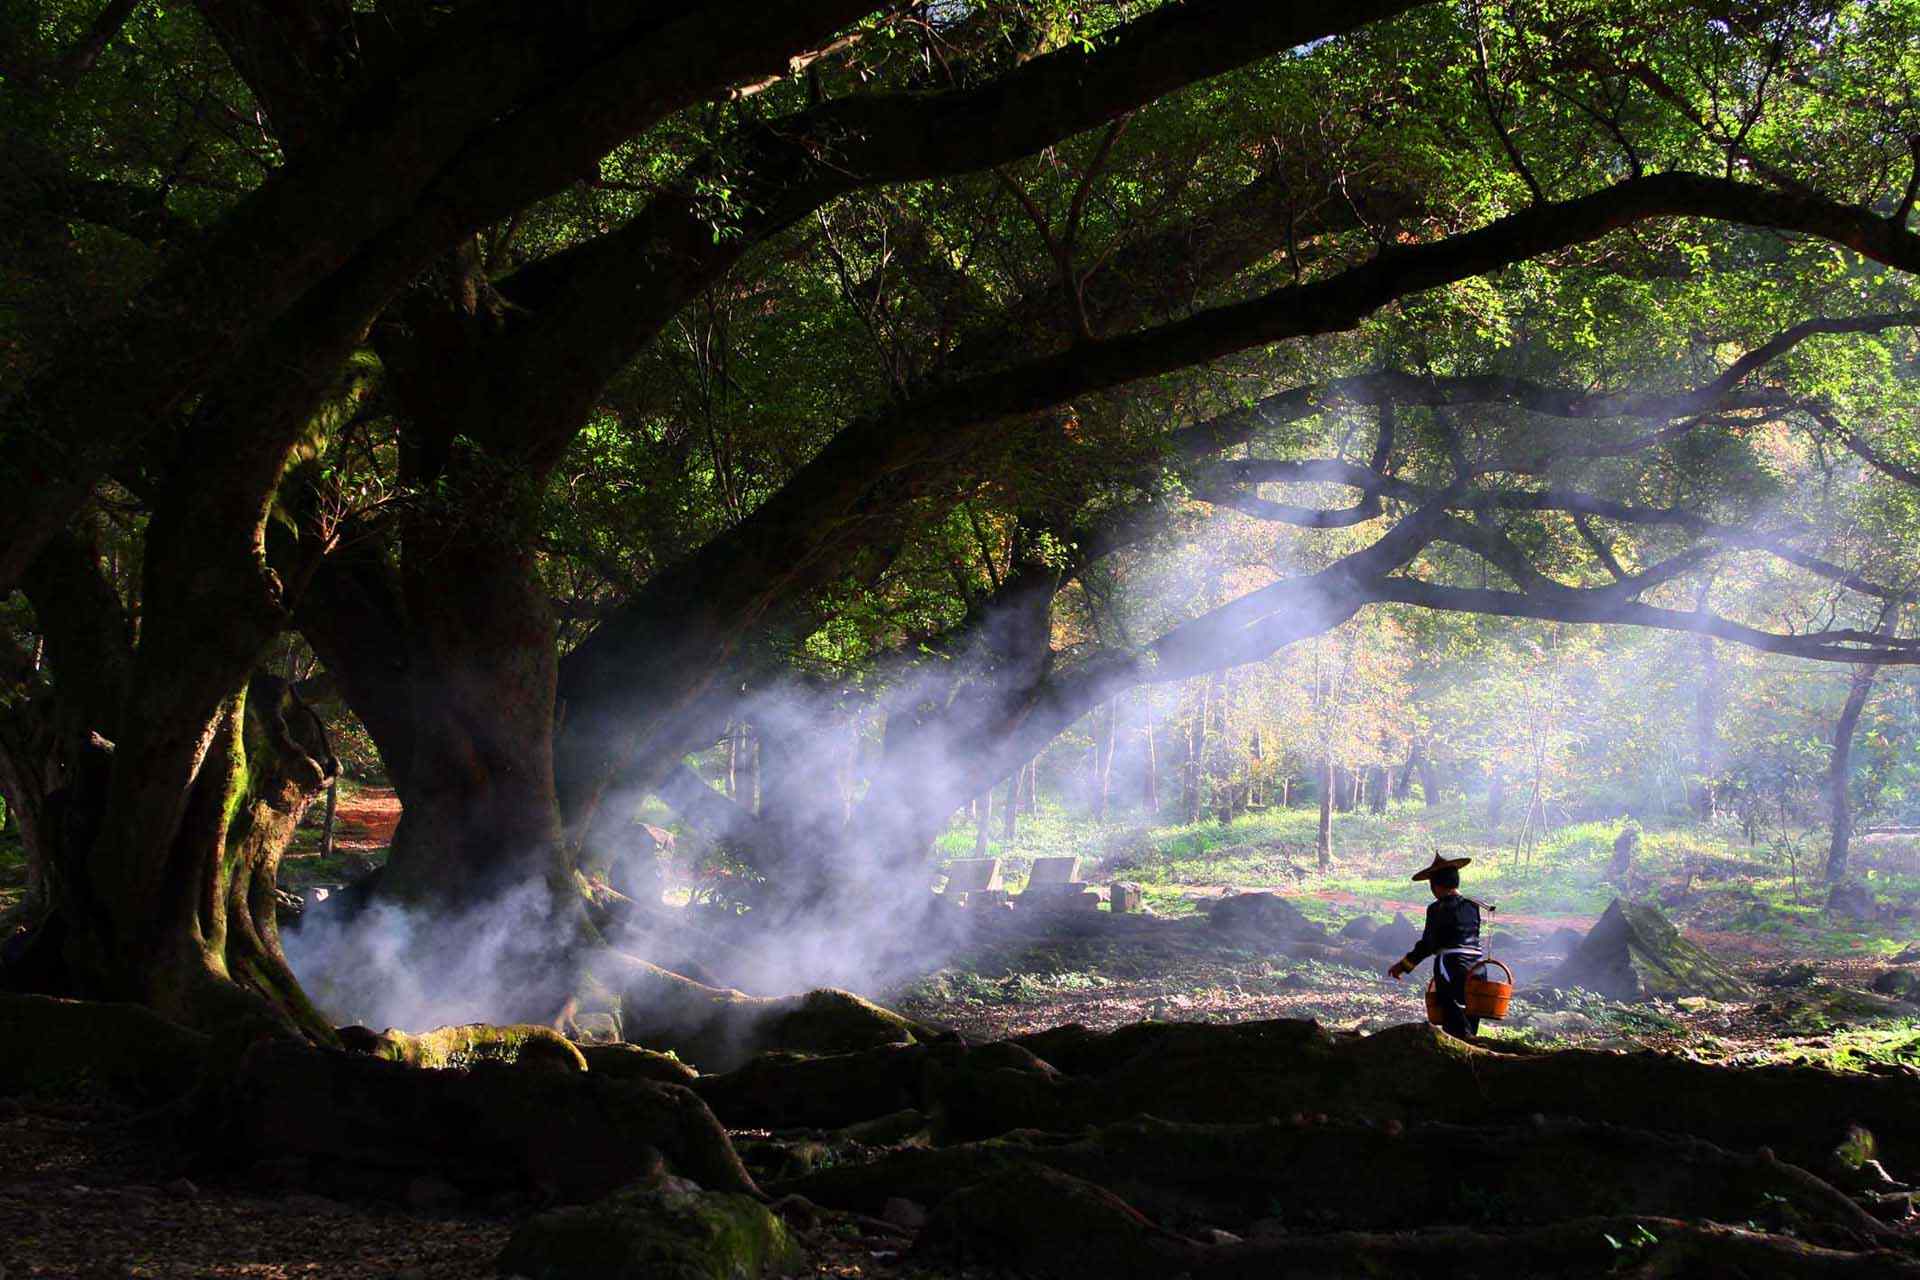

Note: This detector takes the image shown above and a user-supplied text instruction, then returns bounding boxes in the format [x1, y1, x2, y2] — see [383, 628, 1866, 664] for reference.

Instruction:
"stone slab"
[1026, 856, 1083, 888]
[942, 859, 1003, 895]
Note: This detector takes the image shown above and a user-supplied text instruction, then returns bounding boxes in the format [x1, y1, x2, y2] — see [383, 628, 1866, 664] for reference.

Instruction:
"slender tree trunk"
[974, 789, 992, 857]
[1183, 681, 1201, 824]
[1097, 697, 1117, 821]
[1142, 687, 1157, 815]
[1418, 748, 1441, 807]
[1825, 662, 1882, 884]
[1317, 749, 1334, 871]
[726, 723, 738, 800]
[319, 776, 338, 860]
[1001, 773, 1017, 841]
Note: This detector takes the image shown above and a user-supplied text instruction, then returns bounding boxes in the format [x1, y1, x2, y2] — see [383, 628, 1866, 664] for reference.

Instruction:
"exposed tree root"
[338, 1021, 588, 1072]
[0, 992, 210, 1103]
[777, 1114, 1896, 1247]
[600, 954, 952, 1072]
[912, 1166, 1920, 1280]
[226, 1040, 755, 1203]
[693, 1038, 1056, 1133]
[577, 1042, 700, 1086]
[944, 1020, 1920, 1177]
[1192, 1218, 1920, 1280]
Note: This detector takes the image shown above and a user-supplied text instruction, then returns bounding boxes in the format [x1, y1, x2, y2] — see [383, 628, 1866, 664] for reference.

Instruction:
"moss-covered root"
[231, 1041, 754, 1202]
[341, 1022, 587, 1073]
[782, 1115, 1893, 1247]
[577, 1042, 698, 1086]
[496, 1184, 802, 1280]
[946, 1020, 1920, 1180]
[0, 993, 210, 1103]
[606, 954, 943, 1072]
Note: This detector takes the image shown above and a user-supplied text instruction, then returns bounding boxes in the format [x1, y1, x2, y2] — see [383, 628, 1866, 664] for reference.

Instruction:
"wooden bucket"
[1423, 977, 1444, 1025]
[1465, 958, 1515, 1020]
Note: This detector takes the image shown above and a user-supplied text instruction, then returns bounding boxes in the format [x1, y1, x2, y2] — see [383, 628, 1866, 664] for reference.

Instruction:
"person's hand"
[1386, 959, 1410, 981]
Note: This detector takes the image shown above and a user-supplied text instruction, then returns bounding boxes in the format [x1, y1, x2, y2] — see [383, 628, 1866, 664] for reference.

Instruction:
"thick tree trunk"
[377, 512, 570, 913]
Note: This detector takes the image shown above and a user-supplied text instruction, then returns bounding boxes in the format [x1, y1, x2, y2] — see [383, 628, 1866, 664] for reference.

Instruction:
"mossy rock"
[345, 1023, 587, 1073]
[0, 994, 208, 1103]
[1207, 892, 1324, 942]
[496, 1185, 800, 1280]
[1544, 899, 1751, 1002]
[577, 1042, 698, 1086]
[1870, 968, 1920, 1002]
[1765, 982, 1909, 1032]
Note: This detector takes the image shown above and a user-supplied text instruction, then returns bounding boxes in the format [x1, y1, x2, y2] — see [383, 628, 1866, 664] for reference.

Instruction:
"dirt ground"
[0, 1099, 946, 1280]
[0, 1101, 509, 1279]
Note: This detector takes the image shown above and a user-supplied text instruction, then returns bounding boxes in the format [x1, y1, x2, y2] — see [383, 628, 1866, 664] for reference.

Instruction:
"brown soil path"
[332, 786, 401, 853]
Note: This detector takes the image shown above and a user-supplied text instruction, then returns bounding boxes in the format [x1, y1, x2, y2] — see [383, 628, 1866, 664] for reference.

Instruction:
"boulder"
[1540, 927, 1584, 957]
[497, 1184, 800, 1280]
[1761, 961, 1820, 990]
[1543, 899, 1751, 1002]
[1207, 893, 1324, 943]
[1339, 915, 1386, 940]
[1828, 880, 1876, 923]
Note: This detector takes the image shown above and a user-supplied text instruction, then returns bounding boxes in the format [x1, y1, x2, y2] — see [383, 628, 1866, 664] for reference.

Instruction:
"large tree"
[9, 0, 1920, 1028]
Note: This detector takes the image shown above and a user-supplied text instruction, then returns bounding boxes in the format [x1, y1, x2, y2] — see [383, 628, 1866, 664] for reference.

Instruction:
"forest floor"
[6, 790, 1918, 1277]
[899, 799, 1920, 1070]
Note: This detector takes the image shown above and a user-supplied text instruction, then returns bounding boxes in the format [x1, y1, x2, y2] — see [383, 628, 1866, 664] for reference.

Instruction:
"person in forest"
[1386, 854, 1483, 1039]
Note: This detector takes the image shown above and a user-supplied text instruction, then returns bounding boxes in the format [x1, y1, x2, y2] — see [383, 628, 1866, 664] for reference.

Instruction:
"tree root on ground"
[339, 1021, 588, 1072]
[911, 1165, 1920, 1280]
[0, 992, 210, 1103]
[944, 1020, 1920, 1177]
[599, 953, 952, 1073]
[776, 1114, 1897, 1248]
[226, 1039, 754, 1202]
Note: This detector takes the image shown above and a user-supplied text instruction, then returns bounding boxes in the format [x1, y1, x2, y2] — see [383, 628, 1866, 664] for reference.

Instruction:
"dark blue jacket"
[1407, 892, 1482, 964]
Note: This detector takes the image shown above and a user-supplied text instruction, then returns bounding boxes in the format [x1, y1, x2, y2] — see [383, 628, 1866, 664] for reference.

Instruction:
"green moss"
[369, 1023, 588, 1072]
[496, 1186, 801, 1280]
